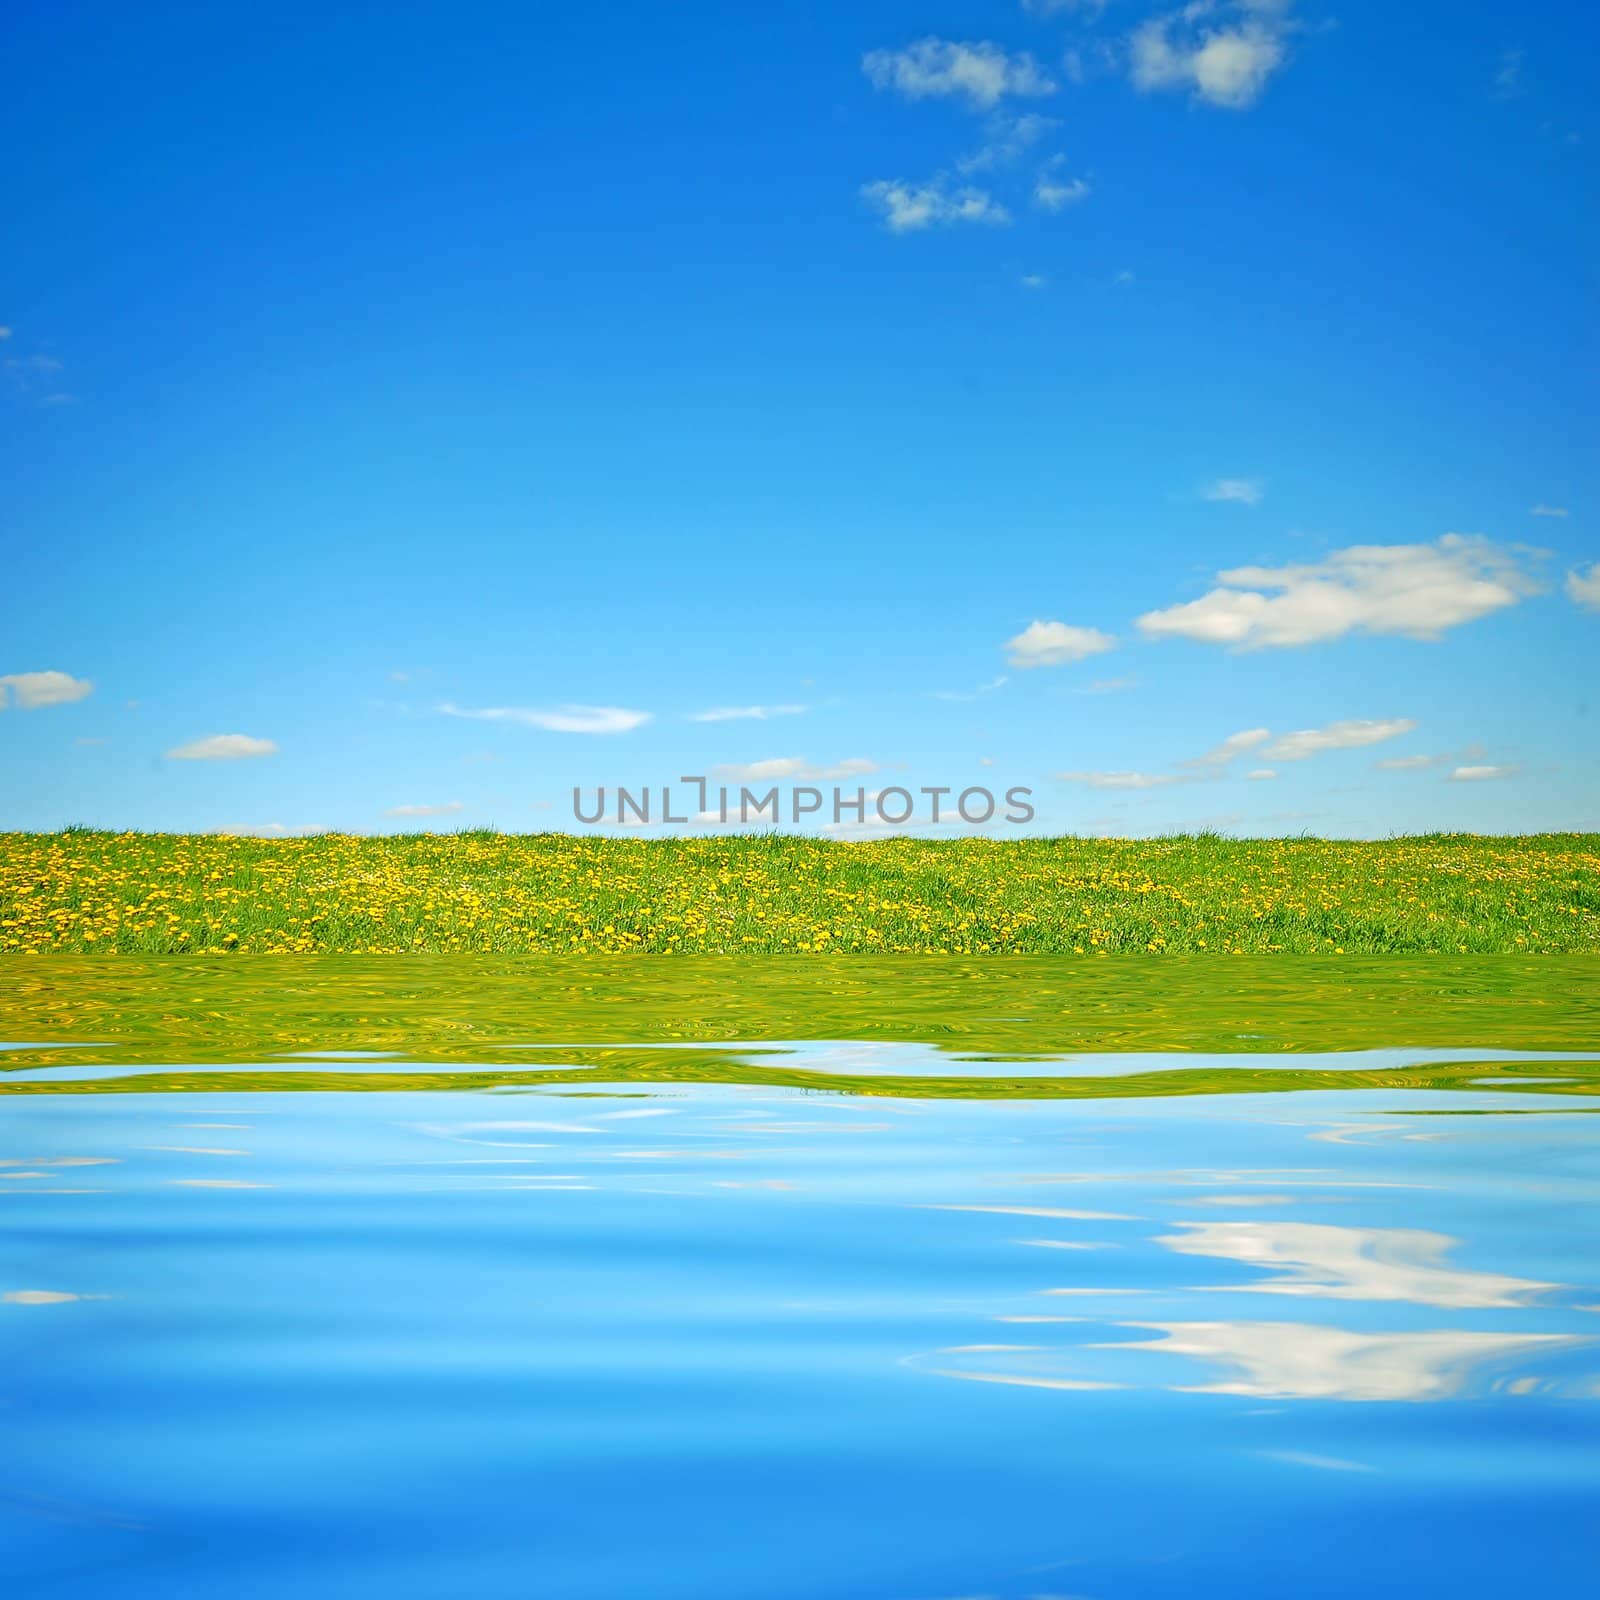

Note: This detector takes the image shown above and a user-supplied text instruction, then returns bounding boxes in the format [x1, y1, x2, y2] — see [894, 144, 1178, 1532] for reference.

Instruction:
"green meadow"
[2, 828, 1597, 954]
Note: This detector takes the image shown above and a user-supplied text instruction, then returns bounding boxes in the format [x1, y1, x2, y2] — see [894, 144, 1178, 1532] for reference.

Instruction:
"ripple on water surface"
[2, 959, 1598, 1597]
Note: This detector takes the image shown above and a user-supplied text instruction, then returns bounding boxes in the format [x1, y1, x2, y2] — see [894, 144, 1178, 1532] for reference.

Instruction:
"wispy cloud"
[1492, 47, 1525, 101]
[1130, 3, 1297, 110]
[1373, 744, 1491, 772]
[1033, 155, 1091, 211]
[1264, 719, 1417, 761]
[3, 337, 74, 407]
[1201, 476, 1264, 506]
[863, 38, 1057, 110]
[1005, 620, 1117, 668]
[1023, 0, 1111, 15]
[1448, 764, 1518, 782]
[861, 176, 1011, 232]
[1566, 562, 1600, 611]
[1529, 504, 1568, 518]
[687, 704, 809, 723]
[166, 734, 278, 761]
[715, 756, 878, 784]
[386, 801, 465, 818]
[1060, 715, 1415, 792]
[956, 111, 1059, 173]
[0, 670, 93, 710]
[1074, 675, 1139, 695]
[1056, 769, 1190, 790]
[934, 675, 1007, 702]
[439, 702, 651, 734]
[1374, 753, 1448, 772]
[1181, 727, 1272, 768]
[1137, 535, 1542, 649]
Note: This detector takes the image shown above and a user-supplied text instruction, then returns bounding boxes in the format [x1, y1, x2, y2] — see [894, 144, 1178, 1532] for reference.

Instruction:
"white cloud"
[1566, 562, 1600, 611]
[165, 734, 278, 761]
[1137, 535, 1542, 649]
[386, 801, 465, 818]
[0, 326, 11, 339]
[1448, 764, 1517, 782]
[1264, 718, 1416, 761]
[1059, 719, 1406, 792]
[439, 702, 651, 734]
[957, 111, 1059, 173]
[862, 38, 1056, 110]
[687, 704, 809, 723]
[1020, 273, 1048, 289]
[862, 176, 1011, 232]
[715, 756, 879, 783]
[1033, 155, 1091, 211]
[1530, 504, 1568, 518]
[1201, 476, 1264, 506]
[1376, 744, 1492, 772]
[1113, 268, 1135, 286]
[1130, 6, 1292, 110]
[0, 670, 93, 710]
[1056, 770, 1189, 790]
[1005, 619, 1117, 667]
[1182, 727, 1272, 768]
[1075, 675, 1139, 695]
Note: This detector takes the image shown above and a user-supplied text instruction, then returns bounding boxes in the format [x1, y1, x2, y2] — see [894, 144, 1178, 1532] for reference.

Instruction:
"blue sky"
[3, 0, 1596, 837]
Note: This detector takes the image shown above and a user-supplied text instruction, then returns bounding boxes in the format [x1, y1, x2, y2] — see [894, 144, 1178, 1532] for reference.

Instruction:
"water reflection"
[1104, 1321, 1576, 1401]
[3, 1060, 1599, 1595]
[1155, 1220, 1555, 1307]
[5, 954, 1599, 1083]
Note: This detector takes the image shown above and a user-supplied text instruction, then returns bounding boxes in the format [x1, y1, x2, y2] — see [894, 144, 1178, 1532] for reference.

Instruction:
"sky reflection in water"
[4, 1069, 1600, 1598]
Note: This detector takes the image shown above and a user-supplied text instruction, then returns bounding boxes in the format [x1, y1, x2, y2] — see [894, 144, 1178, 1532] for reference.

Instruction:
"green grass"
[3, 829, 1597, 953]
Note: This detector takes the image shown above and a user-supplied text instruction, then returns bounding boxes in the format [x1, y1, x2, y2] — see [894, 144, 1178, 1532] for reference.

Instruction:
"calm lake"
[4, 959, 1599, 1597]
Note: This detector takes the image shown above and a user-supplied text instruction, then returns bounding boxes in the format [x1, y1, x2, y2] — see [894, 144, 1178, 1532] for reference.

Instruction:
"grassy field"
[1, 829, 1596, 954]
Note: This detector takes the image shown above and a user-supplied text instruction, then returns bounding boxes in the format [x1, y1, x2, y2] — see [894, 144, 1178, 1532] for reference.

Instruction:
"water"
[4, 959, 1599, 1597]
